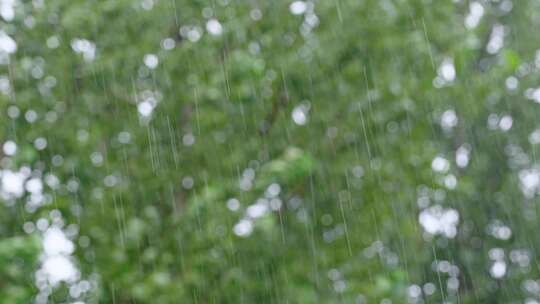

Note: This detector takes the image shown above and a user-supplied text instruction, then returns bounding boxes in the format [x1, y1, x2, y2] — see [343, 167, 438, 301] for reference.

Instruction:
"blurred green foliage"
[0, 236, 40, 303]
[2, 0, 540, 303]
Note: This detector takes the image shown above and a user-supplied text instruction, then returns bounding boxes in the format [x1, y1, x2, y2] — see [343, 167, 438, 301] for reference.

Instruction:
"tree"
[1, 0, 539, 303]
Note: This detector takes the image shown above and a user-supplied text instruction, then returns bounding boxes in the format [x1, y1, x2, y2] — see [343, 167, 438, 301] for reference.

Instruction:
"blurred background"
[1, 0, 539, 303]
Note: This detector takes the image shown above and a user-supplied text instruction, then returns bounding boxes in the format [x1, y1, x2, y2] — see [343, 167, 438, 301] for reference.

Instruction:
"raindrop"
[0, 30, 17, 54]
[206, 19, 223, 36]
[440, 109, 458, 130]
[292, 104, 309, 125]
[227, 198, 240, 211]
[3, 140, 17, 155]
[490, 261, 507, 278]
[431, 156, 450, 173]
[499, 115, 513, 131]
[143, 54, 159, 69]
[34, 137, 48, 150]
[138, 101, 155, 117]
[182, 176, 194, 189]
[161, 38, 175, 50]
[233, 219, 253, 237]
[289, 1, 307, 15]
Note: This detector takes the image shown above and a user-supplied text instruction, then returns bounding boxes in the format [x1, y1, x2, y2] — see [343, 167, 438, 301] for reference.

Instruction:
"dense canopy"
[2, 0, 540, 303]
